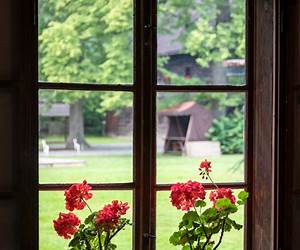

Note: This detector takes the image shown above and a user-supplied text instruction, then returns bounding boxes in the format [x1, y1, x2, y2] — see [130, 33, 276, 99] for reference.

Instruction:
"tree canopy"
[39, 0, 246, 146]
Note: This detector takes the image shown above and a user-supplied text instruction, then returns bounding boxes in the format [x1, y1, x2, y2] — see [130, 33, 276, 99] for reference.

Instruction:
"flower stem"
[213, 216, 227, 250]
[207, 174, 219, 189]
[201, 233, 212, 250]
[109, 221, 127, 241]
[83, 232, 92, 250]
[97, 229, 103, 250]
[104, 231, 110, 250]
[81, 198, 93, 214]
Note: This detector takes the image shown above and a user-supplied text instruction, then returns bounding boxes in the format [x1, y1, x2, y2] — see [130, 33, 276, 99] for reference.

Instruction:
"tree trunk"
[211, 62, 227, 118]
[66, 100, 89, 149]
[211, 62, 227, 85]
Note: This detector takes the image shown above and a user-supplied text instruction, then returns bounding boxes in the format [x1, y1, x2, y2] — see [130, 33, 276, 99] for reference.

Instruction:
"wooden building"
[159, 101, 214, 153]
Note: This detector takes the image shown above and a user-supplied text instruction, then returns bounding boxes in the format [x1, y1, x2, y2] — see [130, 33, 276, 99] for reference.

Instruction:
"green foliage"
[169, 199, 241, 250]
[184, 0, 245, 67]
[39, 0, 133, 111]
[158, 0, 245, 75]
[83, 98, 105, 135]
[39, 0, 246, 142]
[207, 110, 244, 154]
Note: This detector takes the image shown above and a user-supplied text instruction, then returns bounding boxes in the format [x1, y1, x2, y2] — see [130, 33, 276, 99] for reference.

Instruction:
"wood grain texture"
[252, 0, 276, 249]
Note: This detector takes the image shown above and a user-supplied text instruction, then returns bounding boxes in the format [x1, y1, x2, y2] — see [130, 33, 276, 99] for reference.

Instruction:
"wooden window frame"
[16, 0, 280, 249]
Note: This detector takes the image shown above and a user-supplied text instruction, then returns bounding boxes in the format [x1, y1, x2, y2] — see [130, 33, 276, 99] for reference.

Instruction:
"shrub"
[206, 110, 244, 154]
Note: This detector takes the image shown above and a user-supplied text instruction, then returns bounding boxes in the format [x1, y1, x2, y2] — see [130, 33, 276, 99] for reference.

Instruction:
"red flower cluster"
[209, 188, 236, 208]
[53, 212, 81, 239]
[96, 200, 129, 230]
[199, 159, 212, 173]
[64, 180, 93, 211]
[170, 180, 206, 211]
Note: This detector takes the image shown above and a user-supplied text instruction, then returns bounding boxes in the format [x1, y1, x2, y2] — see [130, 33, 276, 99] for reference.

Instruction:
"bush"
[206, 110, 244, 154]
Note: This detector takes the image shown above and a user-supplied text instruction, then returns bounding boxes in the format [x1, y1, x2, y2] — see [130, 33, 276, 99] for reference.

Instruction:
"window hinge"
[33, 1, 37, 26]
[143, 233, 156, 240]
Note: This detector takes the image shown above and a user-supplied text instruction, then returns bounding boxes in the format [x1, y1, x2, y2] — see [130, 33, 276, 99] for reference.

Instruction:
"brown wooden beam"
[37, 82, 134, 92]
[156, 182, 246, 191]
[156, 84, 247, 92]
[38, 182, 135, 191]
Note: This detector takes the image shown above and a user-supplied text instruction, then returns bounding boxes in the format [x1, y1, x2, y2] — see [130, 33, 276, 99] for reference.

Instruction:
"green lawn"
[39, 154, 245, 250]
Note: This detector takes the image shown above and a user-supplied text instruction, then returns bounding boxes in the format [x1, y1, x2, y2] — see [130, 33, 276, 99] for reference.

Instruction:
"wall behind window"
[0, 0, 19, 248]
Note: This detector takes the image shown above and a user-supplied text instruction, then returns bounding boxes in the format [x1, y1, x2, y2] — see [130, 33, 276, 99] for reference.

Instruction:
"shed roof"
[39, 103, 70, 117]
[158, 32, 183, 56]
[159, 101, 207, 116]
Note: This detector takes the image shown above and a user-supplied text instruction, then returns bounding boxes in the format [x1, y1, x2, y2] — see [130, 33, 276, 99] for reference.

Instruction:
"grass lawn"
[39, 154, 245, 249]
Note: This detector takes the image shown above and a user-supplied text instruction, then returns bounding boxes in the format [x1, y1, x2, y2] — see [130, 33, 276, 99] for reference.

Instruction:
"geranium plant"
[169, 160, 249, 250]
[53, 180, 131, 250]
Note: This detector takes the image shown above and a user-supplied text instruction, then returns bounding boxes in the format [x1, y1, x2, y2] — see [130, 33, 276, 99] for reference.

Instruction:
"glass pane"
[39, 190, 132, 250]
[157, 0, 246, 85]
[156, 191, 244, 250]
[157, 92, 245, 184]
[38, 0, 133, 84]
[39, 90, 133, 183]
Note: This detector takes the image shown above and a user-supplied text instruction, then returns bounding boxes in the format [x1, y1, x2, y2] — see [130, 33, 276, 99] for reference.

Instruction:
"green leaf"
[228, 204, 238, 213]
[84, 212, 97, 224]
[195, 200, 206, 208]
[108, 243, 117, 250]
[182, 246, 190, 250]
[237, 200, 244, 205]
[68, 236, 80, 247]
[215, 198, 231, 209]
[202, 207, 218, 217]
[169, 231, 181, 245]
[238, 191, 249, 201]
[229, 218, 243, 230]
[182, 211, 199, 228]
[202, 207, 218, 221]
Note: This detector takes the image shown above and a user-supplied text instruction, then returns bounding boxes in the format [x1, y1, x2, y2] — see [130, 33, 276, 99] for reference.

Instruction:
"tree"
[157, 0, 245, 106]
[39, 0, 133, 148]
[39, 0, 245, 148]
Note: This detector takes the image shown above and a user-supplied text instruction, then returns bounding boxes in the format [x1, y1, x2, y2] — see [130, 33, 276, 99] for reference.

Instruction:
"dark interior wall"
[281, 1, 300, 249]
[0, 0, 21, 249]
[0, 0, 20, 80]
[0, 0, 14, 79]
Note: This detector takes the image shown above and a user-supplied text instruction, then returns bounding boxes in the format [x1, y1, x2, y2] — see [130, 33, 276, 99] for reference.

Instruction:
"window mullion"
[133, 0, 157, 249]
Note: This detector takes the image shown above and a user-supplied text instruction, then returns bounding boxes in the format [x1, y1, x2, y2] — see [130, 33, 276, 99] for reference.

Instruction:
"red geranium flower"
[53, 212, 81, 239]
[199, 159, 212, 173]
[170, 180, 206, 211]
[96, 200, 129, 231]
[64, 180, 93, 211]
[209, 188, 236, 208]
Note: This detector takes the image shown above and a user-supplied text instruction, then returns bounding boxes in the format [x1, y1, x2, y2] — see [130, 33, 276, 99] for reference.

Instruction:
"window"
[37, 0, 251, 249]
